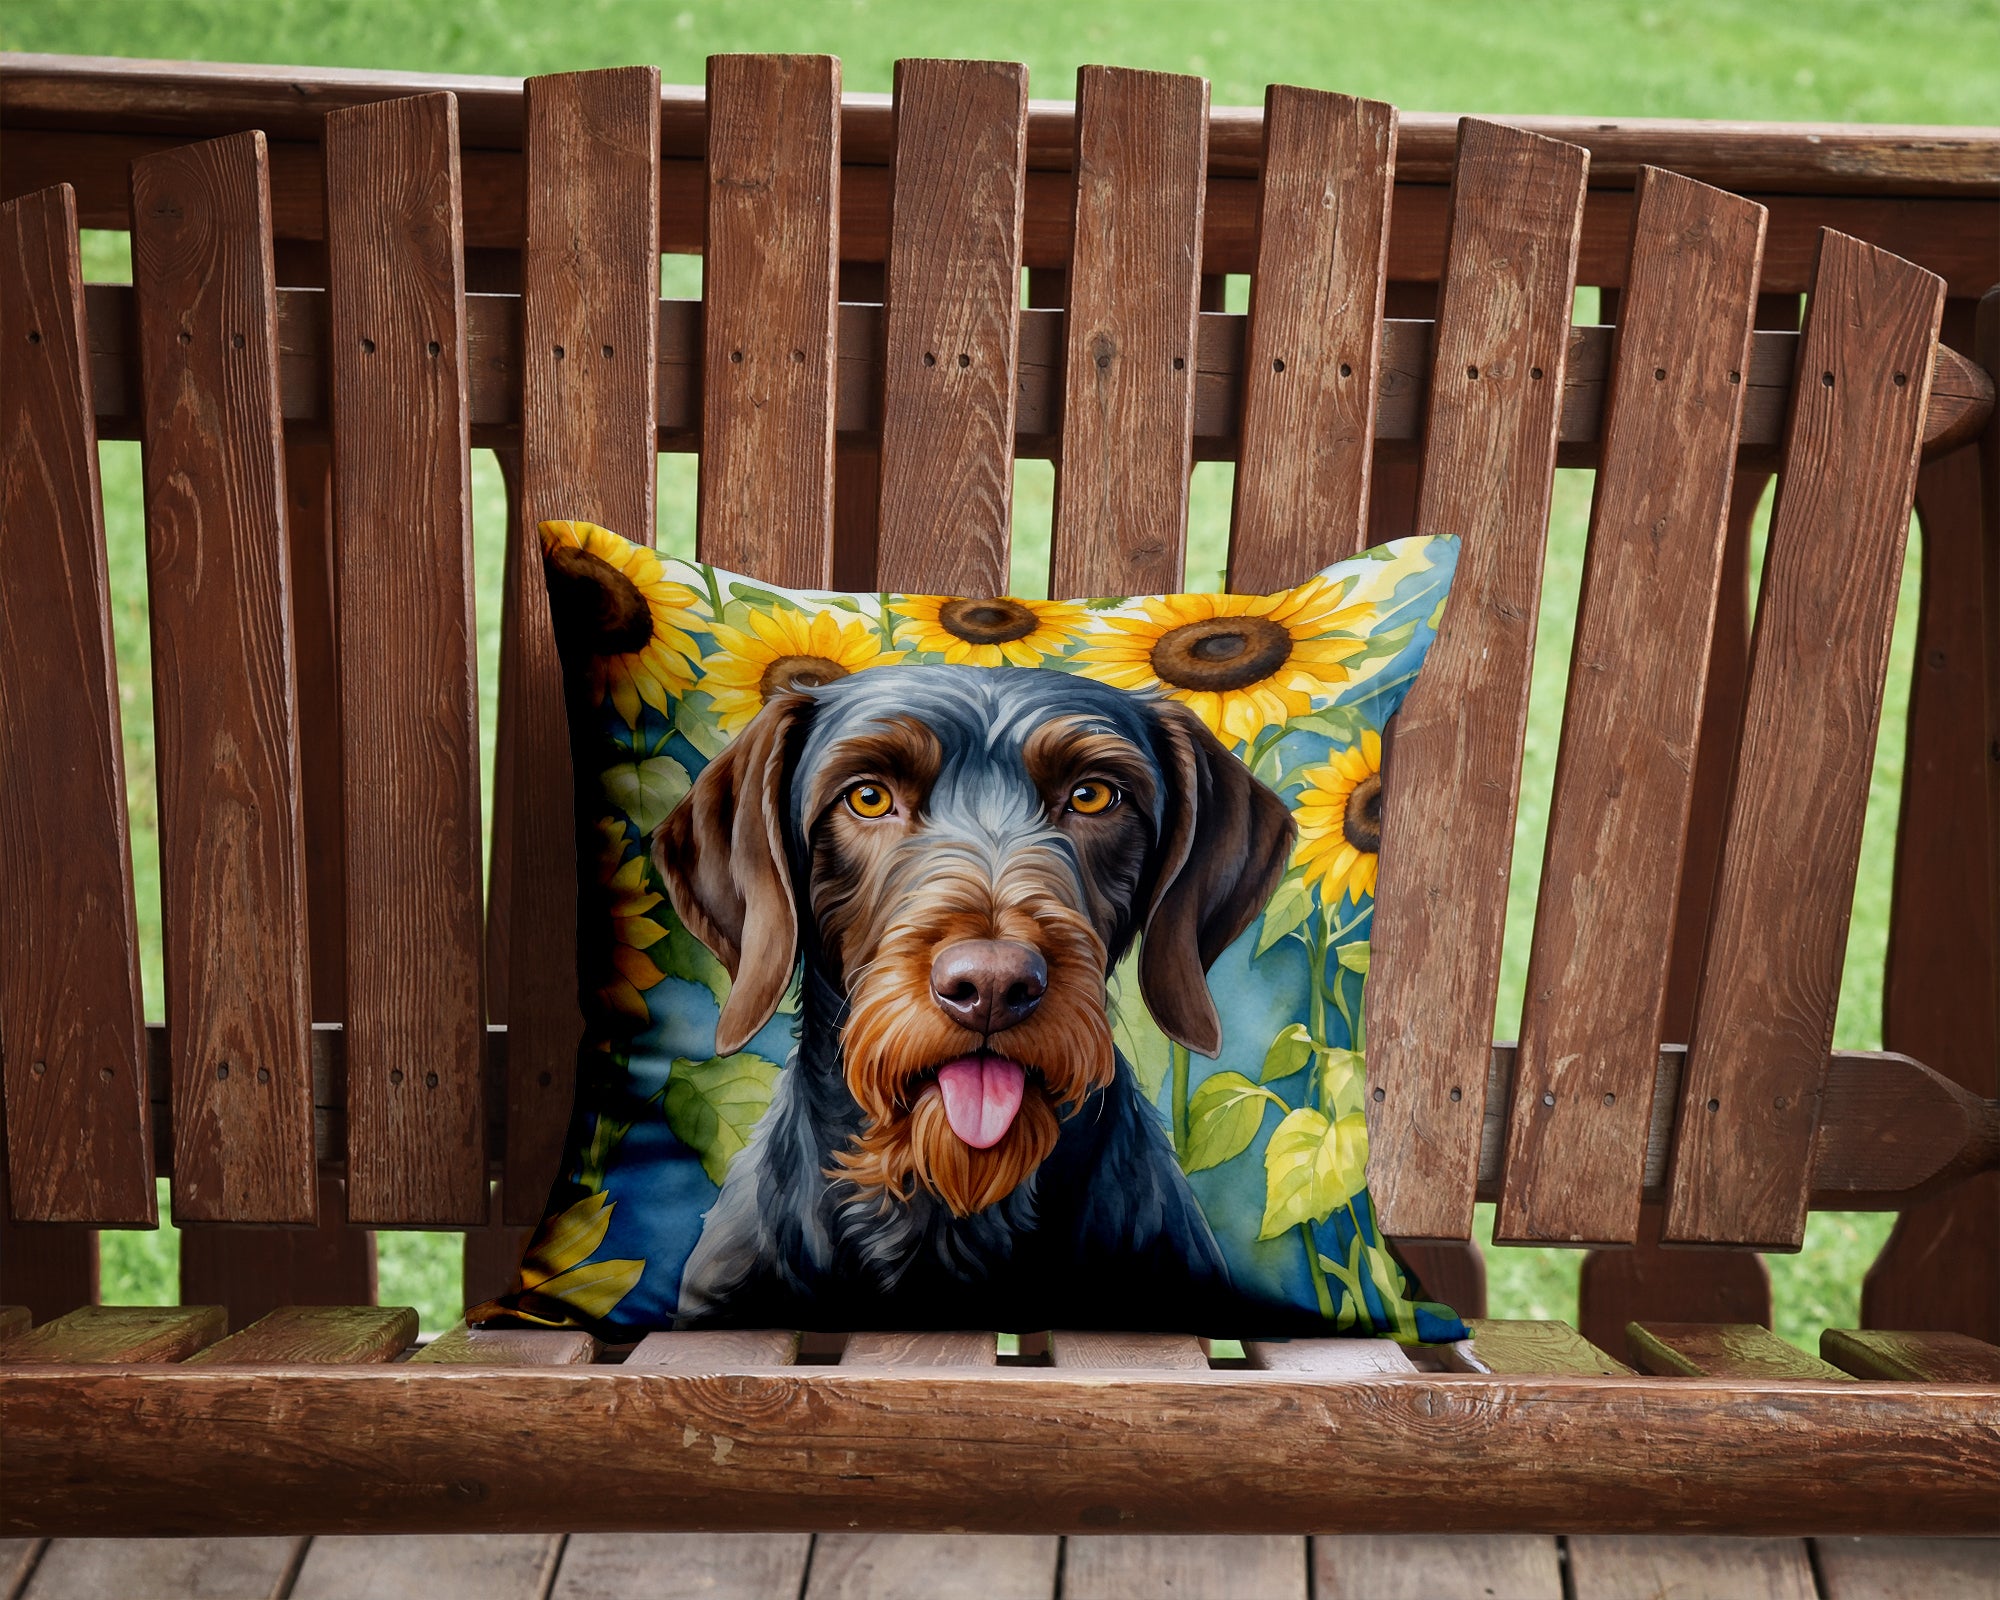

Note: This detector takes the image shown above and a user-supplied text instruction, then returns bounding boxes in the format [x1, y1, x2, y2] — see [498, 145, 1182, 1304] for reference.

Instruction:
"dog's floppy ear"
[1140, 701, 1297, 1058]
[654, 692, 812, 1055]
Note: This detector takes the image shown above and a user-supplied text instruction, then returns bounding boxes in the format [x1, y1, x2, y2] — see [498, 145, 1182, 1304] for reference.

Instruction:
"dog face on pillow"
[653, 665, 1293, 1218]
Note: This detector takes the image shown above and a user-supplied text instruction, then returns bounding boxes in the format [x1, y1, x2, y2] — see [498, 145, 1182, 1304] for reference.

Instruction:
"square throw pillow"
[475, 521, 1466, 1343]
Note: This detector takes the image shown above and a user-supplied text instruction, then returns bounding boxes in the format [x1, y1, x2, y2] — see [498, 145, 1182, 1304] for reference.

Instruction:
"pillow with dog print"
[473, 520, 1468, 1344]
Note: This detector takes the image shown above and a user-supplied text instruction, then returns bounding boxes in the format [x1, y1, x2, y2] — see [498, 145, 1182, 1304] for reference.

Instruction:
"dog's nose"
[930, 939, 1047, 1035]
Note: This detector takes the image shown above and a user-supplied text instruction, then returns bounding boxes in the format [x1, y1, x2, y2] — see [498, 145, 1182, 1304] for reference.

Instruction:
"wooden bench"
[1, 52, 1997, 1544]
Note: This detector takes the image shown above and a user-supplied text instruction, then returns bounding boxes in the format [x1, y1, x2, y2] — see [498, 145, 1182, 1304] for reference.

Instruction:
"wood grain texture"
[19, 1536, 304, 1600]
[1627, 1322, 1849, 1380]
[1667, 232, 1946, 1249]
[1048, 1331, 1206, 1369]
[0, 1308, 27, 1341]
[1566, 1537, 1818, 1600]
[0, 184, 153, 1224]
[323, 92, 487, 1225]
[184, 1304, 416, 1365]
[289, 1535, 560, 1600]
[554, 1533, 813, 1600]
[1500, 171, 1765, 1246]
[0, 1214, 96, 1324]
[1229, 89, 1396, 587]
[626, 1329, 801, 1368]
[1064, 1536, 1305, 1600]
[1822, 1329, 2000, 1382]
[1048, 66, 1208, 598]
[1465, 1319, 1634, 1376]
[1363, 121, 1589, 1241]
[841, 1331, 995, 1367]
[1578, 1204, 1771, 1367]
[807, 1535, 1057, 1600]
[1244, 1339, 1417, 1374]
[1314, 1535, 1562, 1600]
[699, 54, 840, 586]
[0, 1305, 224, 1363]
[460, 1176, 530, 1313]
[129, 132, 316, 1225]
[873, 59, 1027, 596]
[0, 1539, 42, 1598]
[178, 1171, 375, 1329]
[501, 67, 661, 1226]
[1814, 1538, 2000, 1600]
[413, 1320, 598, 1366]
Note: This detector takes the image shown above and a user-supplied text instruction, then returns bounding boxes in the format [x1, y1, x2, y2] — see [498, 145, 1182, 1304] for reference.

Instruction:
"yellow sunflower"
[596, 821, 670, 1024]
[701, 603, 904, 734]
[894, 593, 1091, 666]
[1293, 729, 1384, 906]
[538, 520, 706, 726]
[1074, 576, 1372, 746]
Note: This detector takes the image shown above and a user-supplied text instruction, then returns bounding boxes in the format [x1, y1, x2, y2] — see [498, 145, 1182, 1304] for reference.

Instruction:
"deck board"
[1566, 1535, 1818, 1600]
[1813, 1538, 2000, 1600]
[1062, 1535, 1307, 1600]
[1315, 1534, 1562, 1599]
[805, 1534, 1057, 1600]
[552, 1534, 812, 1600]
[21, 1537, 302, 1600]
[288, 1535, 561, 1600]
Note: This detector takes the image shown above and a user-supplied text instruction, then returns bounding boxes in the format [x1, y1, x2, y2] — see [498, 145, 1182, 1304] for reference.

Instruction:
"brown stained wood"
[413, 1320, 599, 1366]
[1047, 1331, 1206, 1370]
[284, 437, 346, 1023]
[0, 1305, 224, 1363]
[0, 1309, 27, 1342]
[1465, 1319, 1634, 1376]
[1389, 1237, 1486, 1318]
[1364, 121, 1589, 1241]
[1244, 1339, 1417, 1375]
[1667, 233, 1946, 1250]
[460, 1176, 530, 1313]
[1500, 172, 1765, 1247]
[20, 1536, 305, 1600]
[840, 1331, 996, 1367]
[289, 1535, 561, 1600]
[1064, 1537, 1306, 1600]
[626, 1330, 800, 1368]
[323, 93, 487, 1226]
[178, 1170, 375, 1329]
[1577, 1203, 1771, 1367]
[503, 68, 661, 1227]
[1566, 1537, 1818, 1600]
[1229, 89, 1395, 587]
[0, 184, 152, 1225]
[1627, 1322, 1849, 1380]
[699, 54, 840, 586]
[1822, 1328, 2000, 1382]
[873, 59, 1028, 597]
[0, 1214, 96, 1324]
[184, 1304, 416, 1365]
[807, 1535, 1058, 1600]
[1048, 66, 1209, 598]
[1814, 1538, 2000, 1600]
[128, 132, 316, 1225]
[555, 1534, 814, 1600]
[1314, 1535, 1563, 1600]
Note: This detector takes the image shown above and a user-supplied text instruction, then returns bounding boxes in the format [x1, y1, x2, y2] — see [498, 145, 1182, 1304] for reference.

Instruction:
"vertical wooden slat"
[178, 1172, 375, 1330]
[1048, 66, 1209, 599]
[1229, 88, 1396, 589]
[129, 131, 316, 1224]
[0, 184, 153, 1224]
[833, 260, 886, 592]
[0, 1212, 97, 1323]
[1497, 170, 1765, 1246]
[873, 58, 1029, 598]
[1666, 231, 1945, 1249]
[323, 93, 487, 1225]
[1362, 121, 1588, 1241]
[502, 67, 661, 1225]
[699, 54, 840, 587]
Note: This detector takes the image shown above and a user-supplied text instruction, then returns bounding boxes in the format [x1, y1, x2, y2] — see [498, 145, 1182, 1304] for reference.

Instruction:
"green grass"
[23, 0, 1979, 1341]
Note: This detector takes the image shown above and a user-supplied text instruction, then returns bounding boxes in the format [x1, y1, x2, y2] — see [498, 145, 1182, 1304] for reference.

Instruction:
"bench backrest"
[0, 58, 1989, 1291]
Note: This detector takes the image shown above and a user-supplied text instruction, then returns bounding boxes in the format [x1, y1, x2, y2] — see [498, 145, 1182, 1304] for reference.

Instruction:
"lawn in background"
[32, 0, 1987, 1337]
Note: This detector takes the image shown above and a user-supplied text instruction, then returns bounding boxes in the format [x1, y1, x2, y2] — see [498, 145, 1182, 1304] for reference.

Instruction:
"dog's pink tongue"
[936, 1055, 1026, 1149]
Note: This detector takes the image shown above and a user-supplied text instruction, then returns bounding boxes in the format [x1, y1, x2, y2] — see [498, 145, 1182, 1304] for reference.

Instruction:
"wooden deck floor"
[3, 1533, 1995, 1599]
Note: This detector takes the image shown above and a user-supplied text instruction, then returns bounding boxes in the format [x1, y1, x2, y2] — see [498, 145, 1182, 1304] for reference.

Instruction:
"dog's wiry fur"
[654, 664, 1300, 1333]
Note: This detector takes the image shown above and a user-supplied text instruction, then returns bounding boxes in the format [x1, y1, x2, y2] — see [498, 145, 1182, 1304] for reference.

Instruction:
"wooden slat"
[1566, 1537, 1818, 1600]
[1577, 1202, 1770, 1367]
[290, 1536, 561, 1600]
[1064, 1538, 1306, 1600]
[840, 1331, 995, 1367]
[412, 1320, 598, 1366]
[178, 1171, 375, 1329]
[0, 1214, 96, 1324]
[1315, 1535, 1562, 1600]
[323, 92, 487, 1226]
[555, 1534, 813, 1600]
[1667, 232, 1946, 1249]
[501, 67, 660, 1226]
[699, 54, 840, 585]
[20, 1536, 305, 1600]
[1363, 120, 1589, 1240]
[1244, 1338, 1417, 1374]
[626, 1329, 800, 1368]
[1228, 88, 1395, 587]
[1822, 1329, 2000, 1382]
[872, 58, 1028, 596]
[1048, 66, 1208, 598]
[184, 1304, 416, 1365]
[1048, 1331, 1206, 1369]
[1627, 1321, 1849, 1380]
[806, 1535, 1057, 1600]
[0, 1308, 27, 1342]
[129, 131, 316, 1225]
[1464, 1318, 1634, 1375]
[1499, 170, 1766, 1246]
[1814, 1537, 2000, 1600]
[0, 184, 152, 1225]
[460, 1176, 530, 1312]
[0, 1305, 224, 1363]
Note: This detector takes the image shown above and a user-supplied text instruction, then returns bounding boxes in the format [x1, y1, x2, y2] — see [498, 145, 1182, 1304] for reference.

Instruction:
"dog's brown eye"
[1067, 780, 1119, 816]
[846, 782, 895, 819]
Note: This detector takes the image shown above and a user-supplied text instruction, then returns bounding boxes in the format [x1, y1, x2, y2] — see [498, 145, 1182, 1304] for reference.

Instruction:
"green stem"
[701, 562, 726, 619]
[1302, 1220, 1335, 1318]
[877, 593, 897, 650]
[1170, 1042, 1190, 1157]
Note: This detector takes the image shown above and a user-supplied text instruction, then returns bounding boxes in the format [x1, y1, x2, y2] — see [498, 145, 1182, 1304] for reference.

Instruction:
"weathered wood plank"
[1627, 1322, 1849, 1381]
[20, 1536, 304, 1600]
[1667, 232, 1946, 1249]
[626, 1330, 800, 1368]
[1813, 1537, 2000, 1600]
[290, 1535, 561, 1600]
[1464, 1318, 1634, 1376]
[0, 1308, 28, 1342]
[873, 58, 1027, 596]
[699, 53, 840, 586]
[1500, 170, 1765, 1246]
[1244, 1338, 1417, 1375]
[412, 1320, 598, 1366]
[841, 1332, 995, 1367]
[178, 1171, 376, 1331]
[323, 92, 487, 1226]
[1566, 1536, 1818, 1600]
[1314, 1535, 1562, 1600]
[807, 1535, 1057, 1600]
[129, 131, 317, 1226]
[1048, 1331, 1206, 1370]
[0, 1305, 224, 1364]
[1229, 88, 1395, 587]
[1064, 1536, 1306, 1600]
[1364, 120, 1589, 1241]
[1822, 1329, 2000, 1382]
[0, 184, 153, 1225]
[1048, 65, 1208, 598]
[185, 1304, 416, 1365]
[1577, 1202, 1771, 1368]
[554, 1534, 813, 1600]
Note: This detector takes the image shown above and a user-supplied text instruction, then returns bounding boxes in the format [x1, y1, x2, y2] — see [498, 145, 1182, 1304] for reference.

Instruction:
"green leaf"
[1316, 1047, 1365, 1115]
[602, 755, 691, 835]
[655, 921, 731, 1009]
[661, 1052, 781, 1185]
[1259, 1022, 1316, 1084]
[1109, 949, 1173, 1102]
[1335, 940, 1371, 975]
[1285, 705, 1369, 746]
[1084, 594, 1129, 610]
[726, 582, 792, 612]
[1254, 871, 1315, 956]
[673, 694, 729, 759]
[1183, 1071, 1285, 1174]
[1258, 1107, 1370, 1239]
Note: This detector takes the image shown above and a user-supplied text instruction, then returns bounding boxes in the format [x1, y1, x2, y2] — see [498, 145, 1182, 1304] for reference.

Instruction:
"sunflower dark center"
[1343, 772, 1383, 854]
[1149, 615, 1293, 692]
[544, 543, 654, 655]
[938, 596, 1041, 645]
[758, 654, 849, 696]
